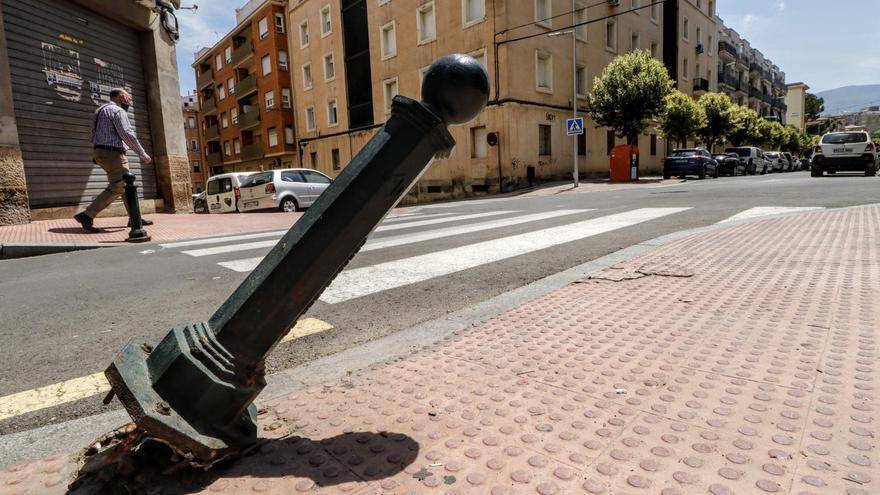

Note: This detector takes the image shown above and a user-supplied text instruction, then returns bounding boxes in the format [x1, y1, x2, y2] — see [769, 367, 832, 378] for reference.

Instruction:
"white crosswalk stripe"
[718, 206, 824, 224]
[374, 211, 517, 232]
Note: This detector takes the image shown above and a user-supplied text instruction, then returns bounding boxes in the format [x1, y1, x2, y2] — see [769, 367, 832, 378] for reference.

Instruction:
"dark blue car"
[663, 148, 719, 179]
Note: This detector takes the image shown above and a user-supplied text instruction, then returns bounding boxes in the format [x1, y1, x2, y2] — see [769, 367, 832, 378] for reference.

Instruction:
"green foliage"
[657, 90, 706, 148]
[727, 105, 762, 147]
[804, 93, 824, 120]
[872, 129, 880, 143]
[697, 93, 736, 152]
[782, 126, 802, 154]
[588, 50, 674, 145]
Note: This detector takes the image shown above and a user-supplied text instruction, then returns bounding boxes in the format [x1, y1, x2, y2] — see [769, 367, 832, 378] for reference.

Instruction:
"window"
[463, 0, 485, 26]
[631, 0, 640, 9]
[278, 51, 288, 71]
[650, 42, 658, 58]
[696, 27, 702, 46]
[683, 18, 689, 41]
[535, 0, 551, 27]
[282, 170, 305, 183]
[575, 5, 587, 41]
[224, 140, 231, 156]
[224, 46, 232, 64]
[188, 116, 195, 128]
[275, 13, 285, 33]
[383, 78, 399, 113]
[708, 35, 714, 55]
[606, 20, 617, 52]
[419, 65, 431, 93]
[262, 55, 272, 76]
[380, 21, 396, 59]
[576, 65, 587, 98]
[303, 170, 331, 184]
[536, 51, 552, 92]
[470, 48, 487, 72]
[538, 125, 551, 155]
[697, 0, 702, 9]
[282, 88, 291, 109]
[471, 126, 487, 158]
[417, 2, 436, 43]
[265, 90, 275, 110]
[215, 54, 222, 70]
[259, 17, 269, 39]
[302, 63, 313, 89]
[631, 31, 640, 52]
[218, 83, 226, 100]
[607, 130, 615, 155]
[190, 139, 198, 151]
[299, 20, 309, 47]
[310, 151, 318, 168]
[332, 148, 341, 170]
[221, 112, 228, 128]
[305, 106, 316, 130]
[192, 160, 200, 173]
[321, 5, 332, 36]
[651, 2, 659, 22]
[268, 127, 278, 147]
[231, 107, 238, 125]
[233, 138, 241, 154]
[227, 77, 235, 95]
[285, 125, 294, 145]
[650, 134, 657, 155]
[324, 53, 335, 80]
[683, 57, 689, 79]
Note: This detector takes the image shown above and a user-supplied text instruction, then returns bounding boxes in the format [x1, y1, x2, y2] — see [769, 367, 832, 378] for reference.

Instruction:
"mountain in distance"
[816, 84, 880, 115]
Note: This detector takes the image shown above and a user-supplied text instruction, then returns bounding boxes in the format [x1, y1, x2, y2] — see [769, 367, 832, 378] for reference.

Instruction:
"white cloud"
[774, 1, 786, 15]
[174, 1, 242, 93]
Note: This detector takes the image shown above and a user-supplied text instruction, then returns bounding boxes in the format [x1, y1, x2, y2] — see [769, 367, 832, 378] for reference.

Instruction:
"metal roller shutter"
[2, 0, 156, 208]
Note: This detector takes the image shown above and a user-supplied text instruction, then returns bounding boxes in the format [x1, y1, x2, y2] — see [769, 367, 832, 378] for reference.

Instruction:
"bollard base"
[126, 229, 151, 243]
[105, 338, 257, 462]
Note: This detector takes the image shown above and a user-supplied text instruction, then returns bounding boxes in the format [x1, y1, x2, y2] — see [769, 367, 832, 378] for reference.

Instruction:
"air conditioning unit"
[696, 43, 704, 54]
[607, 0, 620, 6]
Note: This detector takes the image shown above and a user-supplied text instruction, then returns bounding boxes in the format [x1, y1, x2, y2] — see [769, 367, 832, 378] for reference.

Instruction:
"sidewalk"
[2, 206, 877, 494]
[518, 176, 685, 197]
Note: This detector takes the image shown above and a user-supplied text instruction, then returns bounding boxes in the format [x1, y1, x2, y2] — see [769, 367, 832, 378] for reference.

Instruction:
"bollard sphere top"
[421, 54, 490, 125]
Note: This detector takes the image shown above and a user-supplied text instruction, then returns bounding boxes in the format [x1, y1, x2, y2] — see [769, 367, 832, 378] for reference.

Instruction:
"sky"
[174, 0, 880, 96]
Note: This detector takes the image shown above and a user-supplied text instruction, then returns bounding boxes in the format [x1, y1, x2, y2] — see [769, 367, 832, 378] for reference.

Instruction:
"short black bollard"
[122, 173, 151, 243]
[104, 54, 490, 462]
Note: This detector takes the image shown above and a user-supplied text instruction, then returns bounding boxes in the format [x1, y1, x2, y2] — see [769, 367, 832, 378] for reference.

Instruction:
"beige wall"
[785, 83, 808, 131]
[677, 0, 718, 97]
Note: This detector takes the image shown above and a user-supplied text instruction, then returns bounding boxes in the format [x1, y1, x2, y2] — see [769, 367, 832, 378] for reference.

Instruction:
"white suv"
[812, 131, 877, 177]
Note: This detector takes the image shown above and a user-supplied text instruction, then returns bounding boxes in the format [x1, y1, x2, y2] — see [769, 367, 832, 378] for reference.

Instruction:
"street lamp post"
[572, 0, 579, 188]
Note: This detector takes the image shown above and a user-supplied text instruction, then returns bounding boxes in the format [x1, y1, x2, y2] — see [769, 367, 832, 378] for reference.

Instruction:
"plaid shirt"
[89, 101, 149, 160]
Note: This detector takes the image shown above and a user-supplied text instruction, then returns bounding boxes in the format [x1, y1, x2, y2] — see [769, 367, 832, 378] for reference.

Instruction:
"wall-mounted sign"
[58, 33, 84, 45]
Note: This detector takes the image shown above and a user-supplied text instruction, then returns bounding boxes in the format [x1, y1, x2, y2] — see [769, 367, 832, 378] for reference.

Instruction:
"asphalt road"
[1, 171, 879, 434]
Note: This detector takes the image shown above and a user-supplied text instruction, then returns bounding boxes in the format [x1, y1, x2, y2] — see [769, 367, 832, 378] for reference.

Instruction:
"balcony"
[763, 93, 774, 105]
[202, 97, 217, 116]
[197, 70, 214, 90]
[718, 41, 737, 59]
[232, 42, 254, 68]
[749, 86, 762, 99]
[237, 107, 261, 130]
[749, 62, 761, 73]
[236, 75, 258, 100]
[206, 151, 223, 166]
[204, 124, 220, 141]
[241, 142, 264, 161]
[693, 78, 710, 93]
[719, 72, 740, 91]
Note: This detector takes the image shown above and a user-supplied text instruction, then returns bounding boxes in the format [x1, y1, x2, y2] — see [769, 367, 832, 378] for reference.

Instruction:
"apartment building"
[664, 0, 718, 98]
[193, 0, 297, 177]
[288, 0, 681, 200]
[717, 19, 787, 122]
[182, 94, 207, 192]
[784, 82, 809, 131]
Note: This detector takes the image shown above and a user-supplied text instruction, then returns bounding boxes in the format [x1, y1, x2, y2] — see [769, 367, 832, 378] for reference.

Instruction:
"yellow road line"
[0, 318, 333, 422]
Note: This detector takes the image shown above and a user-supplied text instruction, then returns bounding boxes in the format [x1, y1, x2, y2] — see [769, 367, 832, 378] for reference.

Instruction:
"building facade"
[784, 82, 809, 131]
[664, 0, 719, 99]
[716, 18, 787, 122]
[193, 0, 297, 177]
[0, 0, 191, 226]
[182, 94, 207, 192]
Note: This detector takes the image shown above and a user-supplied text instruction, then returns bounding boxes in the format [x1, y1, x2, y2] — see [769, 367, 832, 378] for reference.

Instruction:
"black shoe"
[127, 218, 154, 227]
[74, 212, 101, 233]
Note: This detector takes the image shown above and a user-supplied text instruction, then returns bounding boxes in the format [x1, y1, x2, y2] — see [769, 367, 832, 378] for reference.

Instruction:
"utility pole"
[572, 0, 579, 188]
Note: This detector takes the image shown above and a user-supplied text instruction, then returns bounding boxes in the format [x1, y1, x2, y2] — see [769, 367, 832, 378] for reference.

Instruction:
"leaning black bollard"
[122, 172, 151, 243]
[104, 54, 489, 462]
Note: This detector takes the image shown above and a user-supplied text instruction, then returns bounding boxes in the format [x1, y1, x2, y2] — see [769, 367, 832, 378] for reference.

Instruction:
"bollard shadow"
[68, 431, 419, 494]
[48, 227, 126, 235]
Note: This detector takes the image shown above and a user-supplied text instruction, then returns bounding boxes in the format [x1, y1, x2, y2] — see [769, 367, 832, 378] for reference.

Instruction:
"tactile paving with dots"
[1, 207, 878, 494]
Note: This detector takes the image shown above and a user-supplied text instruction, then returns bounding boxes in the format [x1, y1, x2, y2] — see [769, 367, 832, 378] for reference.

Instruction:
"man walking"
[74, 88, 154, 233]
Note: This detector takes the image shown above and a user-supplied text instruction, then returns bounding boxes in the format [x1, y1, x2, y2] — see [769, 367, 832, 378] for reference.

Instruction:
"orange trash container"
[610, 145, 640, 182]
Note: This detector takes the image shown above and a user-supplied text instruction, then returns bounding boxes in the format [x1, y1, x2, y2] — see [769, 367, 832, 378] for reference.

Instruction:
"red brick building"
[182, 94, 207, 192]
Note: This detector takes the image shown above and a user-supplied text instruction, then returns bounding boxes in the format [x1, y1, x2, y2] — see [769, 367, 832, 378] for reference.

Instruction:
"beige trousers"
[84, 148, 130, 218]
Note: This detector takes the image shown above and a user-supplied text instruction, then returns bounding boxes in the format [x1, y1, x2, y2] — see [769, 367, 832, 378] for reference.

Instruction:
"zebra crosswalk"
[156, 206, 824, 304]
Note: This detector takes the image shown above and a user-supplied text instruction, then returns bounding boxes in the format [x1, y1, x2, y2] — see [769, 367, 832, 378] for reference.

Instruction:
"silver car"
[238, 168, 333, 212]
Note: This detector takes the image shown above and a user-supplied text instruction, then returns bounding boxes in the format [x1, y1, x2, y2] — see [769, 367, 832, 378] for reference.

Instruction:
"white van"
[725, 146, 769, 175]
[204, 172, 253, 213]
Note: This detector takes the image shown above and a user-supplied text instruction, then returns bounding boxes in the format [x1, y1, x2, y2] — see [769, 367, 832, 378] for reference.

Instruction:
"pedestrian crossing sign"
[566, 117, 584, 136]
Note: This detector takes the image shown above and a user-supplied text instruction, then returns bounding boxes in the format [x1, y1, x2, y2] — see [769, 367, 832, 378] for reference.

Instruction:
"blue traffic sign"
[566, 117, 584, 136]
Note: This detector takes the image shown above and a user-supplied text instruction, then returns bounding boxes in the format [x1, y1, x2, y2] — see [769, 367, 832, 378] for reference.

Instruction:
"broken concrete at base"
[587, 257, 696, 281]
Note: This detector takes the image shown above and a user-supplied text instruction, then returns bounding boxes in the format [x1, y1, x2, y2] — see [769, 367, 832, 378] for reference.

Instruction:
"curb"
[0, 243, 114, 260]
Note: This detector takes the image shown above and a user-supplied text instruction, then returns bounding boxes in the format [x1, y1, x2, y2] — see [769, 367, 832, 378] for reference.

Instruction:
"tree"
[588, 50, 674, 146]
[727, 105, 762, 147]
[697, 93, 736, 152]
[782, 125, 802, 154]
[757, 120, 786, 150]
[804, 92, 824, 121]
[657, 90, 706, 149]
[872, 129, 880, 143]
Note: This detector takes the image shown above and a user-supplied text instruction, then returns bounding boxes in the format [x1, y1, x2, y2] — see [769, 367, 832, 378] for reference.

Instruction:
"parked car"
[764, 152, 786, 173]
[725, 146, 768, 175]
[663, 148, 719, 179]
[812, 131, 878, 177]
[205, 172, 254, 213]
[238, 168, 333, 212]
[782, 152, 797, 171]
[192, 191, 208, 214]
[713, 152, 746, 176]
